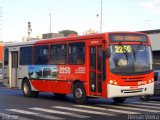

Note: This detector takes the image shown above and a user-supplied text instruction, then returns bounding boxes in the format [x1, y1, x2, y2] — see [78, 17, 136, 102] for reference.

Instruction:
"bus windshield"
[109, 45, 153, 75]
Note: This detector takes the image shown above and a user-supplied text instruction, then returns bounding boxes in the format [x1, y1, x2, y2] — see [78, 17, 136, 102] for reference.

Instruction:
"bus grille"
[121, 88, 143, 93]
[122, 77, 144, 82]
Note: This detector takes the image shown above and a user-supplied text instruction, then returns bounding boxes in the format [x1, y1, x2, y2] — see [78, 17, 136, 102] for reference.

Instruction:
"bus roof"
[4, 31, 147, 47]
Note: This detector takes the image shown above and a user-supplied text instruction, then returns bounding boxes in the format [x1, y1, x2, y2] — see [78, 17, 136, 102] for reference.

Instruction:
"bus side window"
[154, 72, 158, 81]
[50, 44, 66, 65]
[34, 45, 49, 65]
[68, 42, 85, 65]
[20, 46, 32, 65]
[4, 48, 9, 66]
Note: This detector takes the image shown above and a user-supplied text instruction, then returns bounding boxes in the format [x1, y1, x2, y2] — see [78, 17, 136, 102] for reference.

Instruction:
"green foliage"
[59, 30, 78, 36]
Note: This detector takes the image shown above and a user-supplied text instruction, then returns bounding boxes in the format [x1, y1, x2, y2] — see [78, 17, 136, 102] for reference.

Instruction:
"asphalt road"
[0, 85, 160, 120]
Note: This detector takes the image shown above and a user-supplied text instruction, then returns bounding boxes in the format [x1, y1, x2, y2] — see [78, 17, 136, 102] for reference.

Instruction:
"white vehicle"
[0, 69, 2, 83]
[0, 61, 3, 83]
[140, 70, 160, 101]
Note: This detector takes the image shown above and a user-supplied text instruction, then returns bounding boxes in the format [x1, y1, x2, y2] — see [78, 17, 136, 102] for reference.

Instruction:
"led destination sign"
[109, 34, 148, 42]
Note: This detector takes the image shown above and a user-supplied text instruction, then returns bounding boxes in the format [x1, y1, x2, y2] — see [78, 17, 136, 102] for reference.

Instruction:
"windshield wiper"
[133, 42, 143, 61]
[133, 48, 136, 61]
[118, 42, 128, 59]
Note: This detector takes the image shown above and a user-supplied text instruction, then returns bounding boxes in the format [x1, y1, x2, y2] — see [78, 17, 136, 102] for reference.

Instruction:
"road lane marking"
[132, 101, 160, 106]
[17, 116, 33, 120]
[53, 106, 115, 116]
[6, 109, 64, 120]
[74, 105, 140, 114]
[98, 104, 160, 113]
[148, 101, 160, 103]
[122, 103, 160, 109]
[30, 107, 90, 118]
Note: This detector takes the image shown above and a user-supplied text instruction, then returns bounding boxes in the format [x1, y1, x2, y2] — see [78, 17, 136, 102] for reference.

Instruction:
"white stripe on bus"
[6, 109, 64, 120]
[30, 107, 90, 118]
[53, 106, 115, 116]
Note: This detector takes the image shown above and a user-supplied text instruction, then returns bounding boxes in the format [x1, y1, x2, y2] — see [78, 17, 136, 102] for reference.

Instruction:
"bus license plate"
[130, 86, 138, 90]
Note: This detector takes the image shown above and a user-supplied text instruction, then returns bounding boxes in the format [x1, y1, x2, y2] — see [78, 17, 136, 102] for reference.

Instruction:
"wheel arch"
[21, 77, 38, 91]
[72, 80, 84, 92]
[71, 79, 87, 104]
[21, 77, 29, 89]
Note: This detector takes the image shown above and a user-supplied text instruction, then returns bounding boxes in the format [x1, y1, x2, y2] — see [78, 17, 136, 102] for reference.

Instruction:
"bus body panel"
[107, 82, 154, 98]
[3, 32, 154, 100]
[28, 65, 87, 94]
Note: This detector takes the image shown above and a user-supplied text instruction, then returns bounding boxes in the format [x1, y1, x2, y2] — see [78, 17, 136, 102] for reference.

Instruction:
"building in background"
[22, 33, 64, 42]
[83, 29, 98, 35]
[42, 33, 64, 39]
[140, 29, 160, 70]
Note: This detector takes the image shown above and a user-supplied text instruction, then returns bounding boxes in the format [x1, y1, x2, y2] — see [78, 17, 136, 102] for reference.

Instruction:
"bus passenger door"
[11, 51, 18, 88]
[89, 46, 103, 96]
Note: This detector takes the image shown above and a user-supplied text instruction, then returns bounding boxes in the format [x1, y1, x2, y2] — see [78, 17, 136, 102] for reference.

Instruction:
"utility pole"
[49, 14, 52, 33]
[28, 22, 32, 41]
[0, 7, 2, 36]
[100, 0, 103, 33]
[144, 20, 151, 30]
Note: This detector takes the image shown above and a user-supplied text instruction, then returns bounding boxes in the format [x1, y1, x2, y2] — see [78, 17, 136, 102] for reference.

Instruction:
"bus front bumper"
[107, 82, 154, 98]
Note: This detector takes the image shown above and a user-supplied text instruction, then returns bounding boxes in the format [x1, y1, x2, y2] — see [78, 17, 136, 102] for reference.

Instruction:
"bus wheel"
[73, 82, 87, 104]
[113, 97, 126, 103]
[140, 95, 150, 101]
[22, 80, 33, 97]
[32, 91, 39, 97]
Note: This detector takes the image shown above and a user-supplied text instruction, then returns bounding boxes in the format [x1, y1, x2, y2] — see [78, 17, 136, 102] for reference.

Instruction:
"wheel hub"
[75, 88, 82, 98]
[23, 83, 29, 94]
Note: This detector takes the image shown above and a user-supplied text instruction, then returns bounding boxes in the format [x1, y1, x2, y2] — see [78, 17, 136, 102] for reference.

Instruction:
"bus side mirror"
[105, 48, 111, 58]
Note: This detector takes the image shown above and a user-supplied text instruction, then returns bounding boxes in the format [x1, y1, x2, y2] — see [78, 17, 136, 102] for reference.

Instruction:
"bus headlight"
[109, 80, 113, 84]
[109, 80, 118, 85]
[151, 78, 154, 82]
[148, 78, 154, 83]
[114, 82, 117, 85]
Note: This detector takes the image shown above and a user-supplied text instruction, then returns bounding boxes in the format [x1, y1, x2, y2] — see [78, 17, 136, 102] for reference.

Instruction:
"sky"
[0, 0, 160, 42]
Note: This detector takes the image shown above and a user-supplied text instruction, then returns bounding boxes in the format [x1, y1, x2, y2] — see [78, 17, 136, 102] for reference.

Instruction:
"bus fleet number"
[59, 67, 71, 74]
[115, 45, 131, 53]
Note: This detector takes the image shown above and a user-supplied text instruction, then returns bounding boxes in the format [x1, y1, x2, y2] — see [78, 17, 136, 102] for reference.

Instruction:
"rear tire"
[113, 97, 126, 103]
[72, 82, 87, 104]
[140, 95, 150, 101]
[22, 80, 33, 97]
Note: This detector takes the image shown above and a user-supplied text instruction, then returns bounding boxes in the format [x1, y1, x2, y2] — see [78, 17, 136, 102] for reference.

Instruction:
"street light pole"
[49, 14, 51, 33]
[28, 22, 32, 41]
[100, 0, 103, 33]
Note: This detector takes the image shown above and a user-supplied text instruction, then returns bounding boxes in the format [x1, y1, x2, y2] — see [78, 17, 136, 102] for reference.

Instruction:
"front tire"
[140, 95, 150, 101]
[72, 82, 87, 104]
[113, 97, 126, 103]
[22, 80, 33, 97]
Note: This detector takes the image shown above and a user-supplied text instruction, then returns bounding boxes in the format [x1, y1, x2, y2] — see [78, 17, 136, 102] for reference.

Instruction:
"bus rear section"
[3, 32, 154, 104]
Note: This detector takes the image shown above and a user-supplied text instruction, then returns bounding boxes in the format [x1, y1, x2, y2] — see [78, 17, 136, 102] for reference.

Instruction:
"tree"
[59, 30, 78, 36]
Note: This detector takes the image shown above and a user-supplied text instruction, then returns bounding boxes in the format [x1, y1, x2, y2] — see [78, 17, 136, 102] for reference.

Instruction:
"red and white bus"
[3, 32, 154, 104]
[0, 43, 4, 81]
